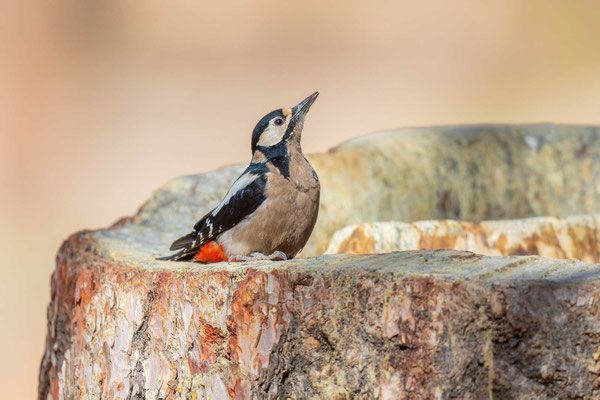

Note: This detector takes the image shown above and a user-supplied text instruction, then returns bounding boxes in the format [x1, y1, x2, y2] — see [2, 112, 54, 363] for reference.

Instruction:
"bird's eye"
[274, 118, 284, 126]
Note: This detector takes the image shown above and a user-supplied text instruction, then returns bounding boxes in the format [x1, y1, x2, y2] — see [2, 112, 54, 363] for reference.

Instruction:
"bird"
[160, 92, 321, 263]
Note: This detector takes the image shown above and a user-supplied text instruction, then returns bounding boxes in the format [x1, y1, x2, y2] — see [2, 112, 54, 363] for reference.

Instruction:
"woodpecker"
[161, 92, 320, 263]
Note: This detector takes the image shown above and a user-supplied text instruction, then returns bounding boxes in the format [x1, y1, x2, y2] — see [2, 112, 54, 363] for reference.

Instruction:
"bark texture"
[40, 241, 600, 399]
[39, 124, 600, 399]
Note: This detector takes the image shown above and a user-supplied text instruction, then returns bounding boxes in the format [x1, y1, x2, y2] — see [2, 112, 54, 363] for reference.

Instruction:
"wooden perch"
[39, 124, 600, 399]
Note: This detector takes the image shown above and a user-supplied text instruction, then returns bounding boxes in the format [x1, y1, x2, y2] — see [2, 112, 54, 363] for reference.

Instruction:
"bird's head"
[251, 91, 318, 156]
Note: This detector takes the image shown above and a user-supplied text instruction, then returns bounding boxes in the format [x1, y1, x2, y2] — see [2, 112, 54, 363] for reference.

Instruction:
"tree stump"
[39, 124, 600, 399]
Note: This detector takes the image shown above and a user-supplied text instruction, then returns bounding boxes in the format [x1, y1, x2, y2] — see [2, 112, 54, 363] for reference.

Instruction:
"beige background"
[3, 1, 600, 397]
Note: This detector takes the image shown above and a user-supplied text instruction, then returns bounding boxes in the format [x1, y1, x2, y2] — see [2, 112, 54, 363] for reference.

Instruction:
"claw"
[270, 251, 287, 261]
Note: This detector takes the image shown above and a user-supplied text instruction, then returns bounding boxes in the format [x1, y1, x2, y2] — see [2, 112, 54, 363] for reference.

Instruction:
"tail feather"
[157, 231, 200, 261]
[157, 247, 196, 261]
[156, 249, 185, 261]
[158, 241, 227, 263]
[169, 231, 197, 251]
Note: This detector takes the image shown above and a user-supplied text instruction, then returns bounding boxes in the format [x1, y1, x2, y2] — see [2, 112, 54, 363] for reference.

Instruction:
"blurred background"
[3, 0, 600, 397]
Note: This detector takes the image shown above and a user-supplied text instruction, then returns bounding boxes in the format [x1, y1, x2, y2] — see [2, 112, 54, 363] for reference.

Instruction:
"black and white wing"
[160, 163, 269, 260]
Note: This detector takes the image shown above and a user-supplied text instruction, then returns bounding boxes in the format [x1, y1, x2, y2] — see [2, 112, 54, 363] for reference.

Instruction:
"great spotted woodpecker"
[161, 92, 320, 263]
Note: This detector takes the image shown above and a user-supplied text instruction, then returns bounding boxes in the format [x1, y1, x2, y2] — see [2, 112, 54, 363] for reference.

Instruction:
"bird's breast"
[219, 161, 319, 258]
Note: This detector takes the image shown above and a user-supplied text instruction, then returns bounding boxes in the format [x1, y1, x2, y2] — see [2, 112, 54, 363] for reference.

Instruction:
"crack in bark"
[127, 287, 157, 400]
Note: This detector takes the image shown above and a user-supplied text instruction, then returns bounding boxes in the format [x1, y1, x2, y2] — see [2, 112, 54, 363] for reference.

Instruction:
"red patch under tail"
[193, 241, 227, 263]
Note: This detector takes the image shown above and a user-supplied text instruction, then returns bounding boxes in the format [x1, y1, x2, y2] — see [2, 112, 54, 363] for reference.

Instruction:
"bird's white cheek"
[257, 126, 285, 147]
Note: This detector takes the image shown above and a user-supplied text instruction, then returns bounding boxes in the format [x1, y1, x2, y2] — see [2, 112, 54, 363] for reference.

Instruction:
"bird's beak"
[292, 91, 319, 120]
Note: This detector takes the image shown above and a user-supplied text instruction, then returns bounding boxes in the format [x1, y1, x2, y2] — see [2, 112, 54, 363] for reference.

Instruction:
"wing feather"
[161, 163, 269, 261]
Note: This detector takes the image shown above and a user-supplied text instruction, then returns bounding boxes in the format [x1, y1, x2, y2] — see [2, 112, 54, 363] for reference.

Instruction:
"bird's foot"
[228, 251, 288, 263]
